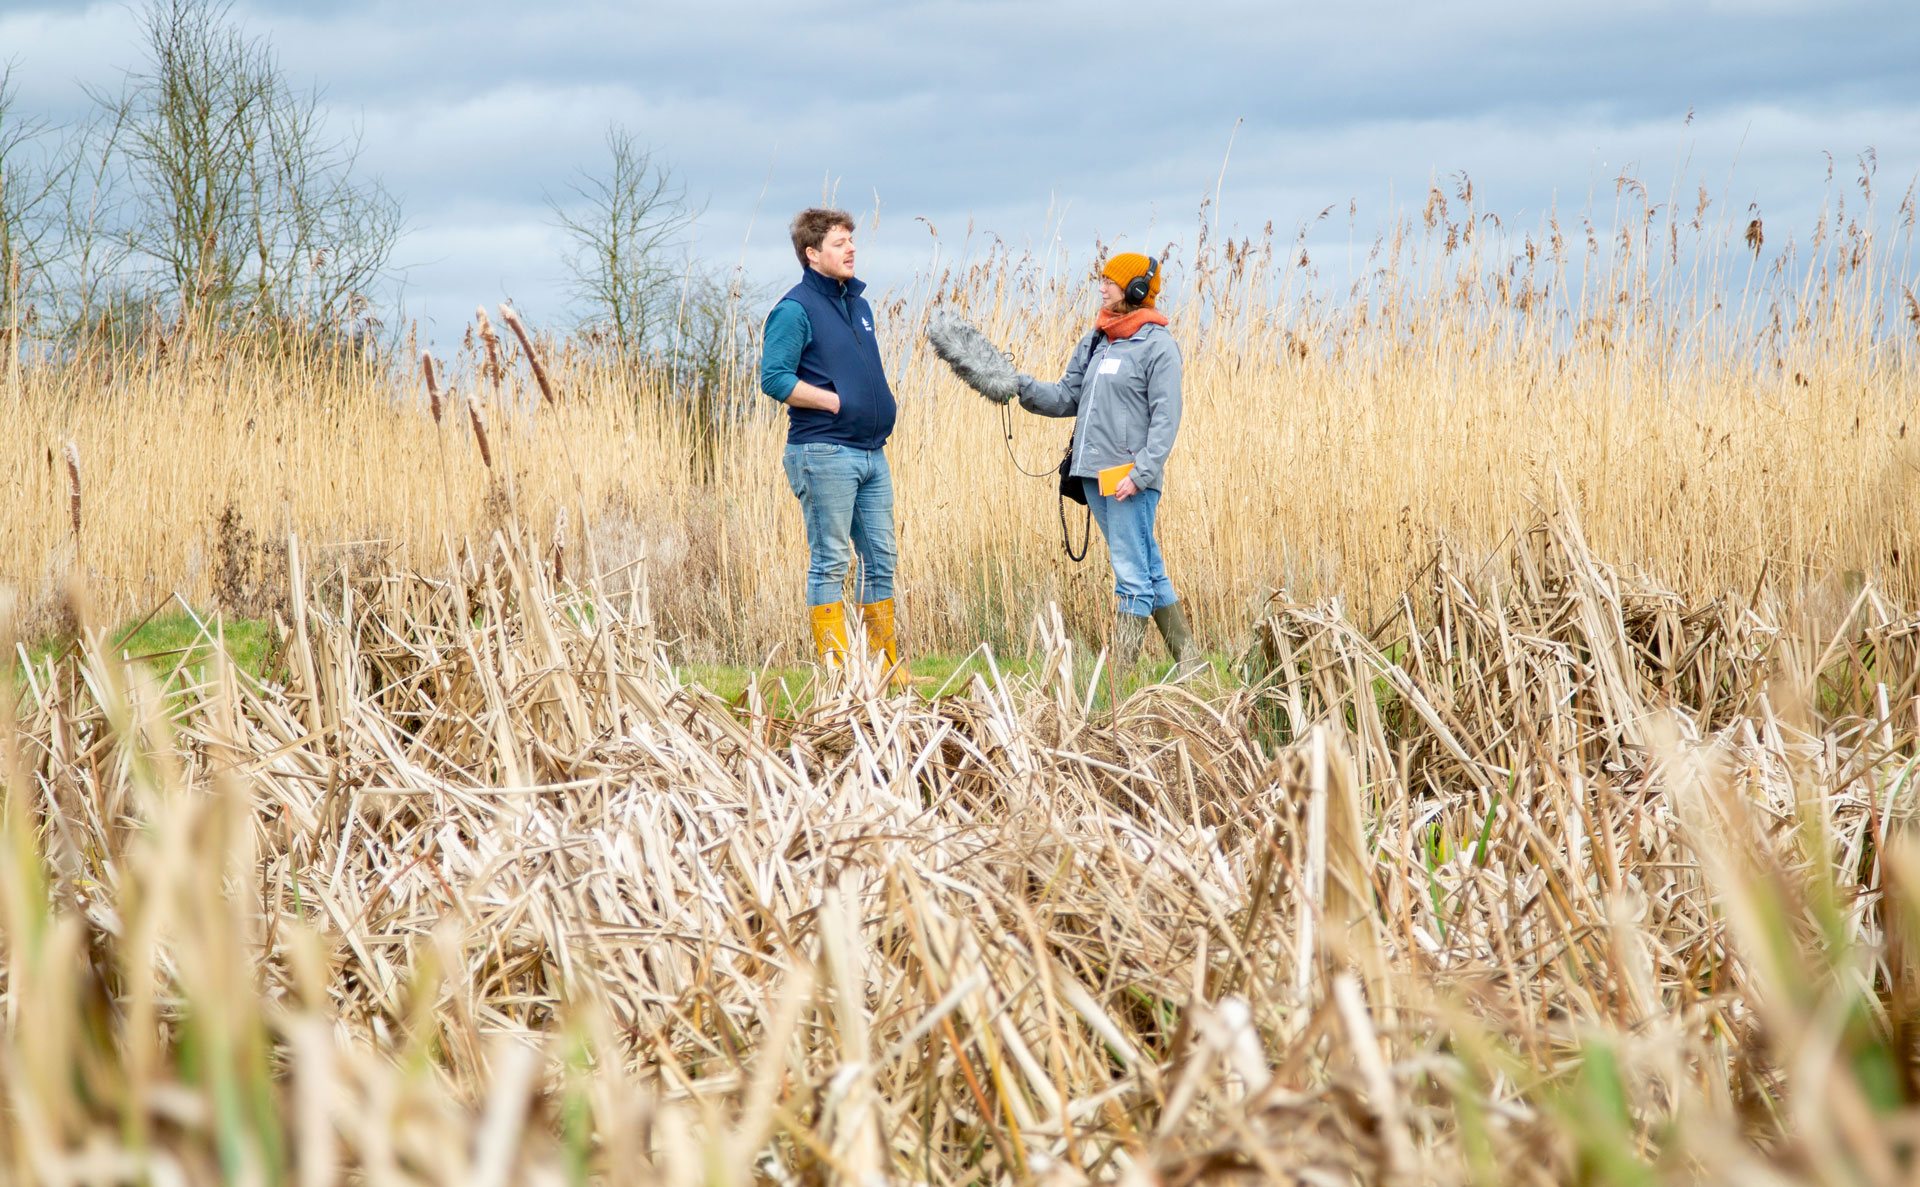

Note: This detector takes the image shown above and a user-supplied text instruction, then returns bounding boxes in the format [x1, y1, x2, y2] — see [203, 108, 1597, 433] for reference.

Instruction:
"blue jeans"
[782, 443, 897, 607]
[1083, 478, 1177, 618]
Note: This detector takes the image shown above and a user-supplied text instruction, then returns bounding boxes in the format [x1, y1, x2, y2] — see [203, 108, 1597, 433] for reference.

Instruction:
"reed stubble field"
[6, 179, 1920, 1184]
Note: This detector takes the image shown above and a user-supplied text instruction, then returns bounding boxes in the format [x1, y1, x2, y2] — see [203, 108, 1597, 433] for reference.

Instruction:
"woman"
[1016, 251, 1201, 678]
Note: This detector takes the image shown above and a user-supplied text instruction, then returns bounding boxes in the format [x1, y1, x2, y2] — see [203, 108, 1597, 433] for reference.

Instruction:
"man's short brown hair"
[790, 208, 855, 268]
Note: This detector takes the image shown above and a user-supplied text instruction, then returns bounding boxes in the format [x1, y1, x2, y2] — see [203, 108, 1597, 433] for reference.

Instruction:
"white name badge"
[1097, 358, 1123, 375]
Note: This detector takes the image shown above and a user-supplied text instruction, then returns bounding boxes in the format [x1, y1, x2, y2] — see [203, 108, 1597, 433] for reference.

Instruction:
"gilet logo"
[861, 316, 873, 332]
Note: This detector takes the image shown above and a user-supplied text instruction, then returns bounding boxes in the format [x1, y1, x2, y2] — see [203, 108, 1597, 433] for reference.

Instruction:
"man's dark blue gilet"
[780, 269, 897, 449]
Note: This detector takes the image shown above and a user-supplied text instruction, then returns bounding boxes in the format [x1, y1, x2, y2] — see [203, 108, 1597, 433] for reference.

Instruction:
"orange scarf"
[1094, 306, 1169, 340]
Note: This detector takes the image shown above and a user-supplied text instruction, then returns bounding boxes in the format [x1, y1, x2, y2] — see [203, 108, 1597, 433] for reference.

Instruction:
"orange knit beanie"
[1100, 252, 1162, 305]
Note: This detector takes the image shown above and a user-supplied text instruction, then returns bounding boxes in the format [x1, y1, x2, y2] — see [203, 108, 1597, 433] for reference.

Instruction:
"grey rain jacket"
[1016, 321, 1183, 491]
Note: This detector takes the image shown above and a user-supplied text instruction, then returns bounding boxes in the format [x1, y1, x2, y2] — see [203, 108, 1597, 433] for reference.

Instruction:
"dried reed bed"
[3, 181, 1918, 659]
[6, 505, 1920, 1184]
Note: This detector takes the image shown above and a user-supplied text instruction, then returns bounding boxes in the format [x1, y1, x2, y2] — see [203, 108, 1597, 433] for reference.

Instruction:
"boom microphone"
[925, 311, 1021, 404]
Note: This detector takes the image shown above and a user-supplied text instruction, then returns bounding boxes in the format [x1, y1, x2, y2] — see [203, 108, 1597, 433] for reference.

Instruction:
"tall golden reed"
[2, 172, 1916, 657]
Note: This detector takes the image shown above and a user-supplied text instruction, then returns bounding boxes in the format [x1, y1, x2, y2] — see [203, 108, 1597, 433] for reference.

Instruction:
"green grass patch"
[681, 650, 1043, 710]
[14, 606, 277, 694]
[112, 609, 276, 680]
[17, 605, 1242, 716]
[681, 649, 1242, 712]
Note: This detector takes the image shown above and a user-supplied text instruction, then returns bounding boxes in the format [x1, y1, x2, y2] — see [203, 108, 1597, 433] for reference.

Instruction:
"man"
[759, 208, 907, 686]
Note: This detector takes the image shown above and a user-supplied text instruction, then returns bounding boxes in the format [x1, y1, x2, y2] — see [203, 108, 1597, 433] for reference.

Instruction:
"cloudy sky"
[3, 0, 1917, 341]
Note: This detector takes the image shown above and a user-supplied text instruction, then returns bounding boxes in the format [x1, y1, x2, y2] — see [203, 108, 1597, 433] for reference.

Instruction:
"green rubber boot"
[1153, 603, 1207, 682]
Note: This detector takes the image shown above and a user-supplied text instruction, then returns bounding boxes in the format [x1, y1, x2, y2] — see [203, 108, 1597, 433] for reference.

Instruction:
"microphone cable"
[998, 399, 1089, 562]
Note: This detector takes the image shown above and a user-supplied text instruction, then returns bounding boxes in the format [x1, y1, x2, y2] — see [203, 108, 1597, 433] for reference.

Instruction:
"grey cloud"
[2, 0, 1916, 338]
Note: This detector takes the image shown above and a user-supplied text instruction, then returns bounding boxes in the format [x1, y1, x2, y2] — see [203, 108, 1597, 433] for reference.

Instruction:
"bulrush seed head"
[500, 304, 556, 405]
[466, 396, 493, 468]
[421, 350, 443, 423]
[475, 306, 502, 389]
[63, 441, 80, 537]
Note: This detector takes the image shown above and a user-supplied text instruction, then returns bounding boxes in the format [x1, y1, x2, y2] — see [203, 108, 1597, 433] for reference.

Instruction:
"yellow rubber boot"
[857, 598, 911, 692]
[810, 603, 850, 668]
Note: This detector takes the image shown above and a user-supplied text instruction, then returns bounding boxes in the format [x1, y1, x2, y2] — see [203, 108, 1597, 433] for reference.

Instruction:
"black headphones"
[1124, 255, 1158, 305]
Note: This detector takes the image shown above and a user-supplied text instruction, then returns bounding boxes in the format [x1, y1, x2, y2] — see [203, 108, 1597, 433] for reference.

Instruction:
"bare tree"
[94, 0, 400, 335]
[663, 264, 763, 480]
[1, 66, 57, 331]
[664, 266, 757, 392]
[0, 67, 129, 349]
[548, 120, 765, 471]
[548, 124, 701, 353]
[15, 103, 145, 348]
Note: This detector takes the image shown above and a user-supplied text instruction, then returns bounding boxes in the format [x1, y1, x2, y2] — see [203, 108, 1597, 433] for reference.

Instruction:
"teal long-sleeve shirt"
[759, 299, 814, 402]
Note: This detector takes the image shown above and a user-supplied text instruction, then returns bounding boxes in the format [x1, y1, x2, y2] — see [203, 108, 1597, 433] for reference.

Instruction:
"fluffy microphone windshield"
[925, 311, 1020, 404]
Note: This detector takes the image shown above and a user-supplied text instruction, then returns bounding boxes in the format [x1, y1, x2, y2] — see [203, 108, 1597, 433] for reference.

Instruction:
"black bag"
[1058, 444, 1085, 505]
[1058, 335, 1103, 509]
[1057, 445, 1090, 561]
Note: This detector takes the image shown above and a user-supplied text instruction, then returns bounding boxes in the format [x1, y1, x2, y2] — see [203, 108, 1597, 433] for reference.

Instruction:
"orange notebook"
[1098, 463, 1135, 497]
